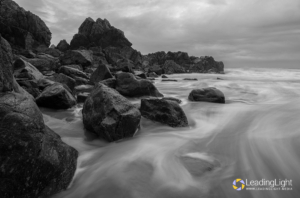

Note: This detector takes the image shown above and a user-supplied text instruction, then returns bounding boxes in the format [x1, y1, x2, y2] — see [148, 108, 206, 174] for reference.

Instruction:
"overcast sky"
[15, 0, 300, 68]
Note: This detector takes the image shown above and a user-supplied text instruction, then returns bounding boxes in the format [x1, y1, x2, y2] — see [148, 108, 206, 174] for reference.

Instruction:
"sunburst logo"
[233, 179, 245, 191]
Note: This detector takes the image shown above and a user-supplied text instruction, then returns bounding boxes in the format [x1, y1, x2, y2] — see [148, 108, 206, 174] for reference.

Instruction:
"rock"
[56, 39, 70, 52]
[162, 75, 168, 78]
[148, 72, 159, 78]
[74, 84, 94, 93]
[104, 46, 141, 67]
[162, 60, 185, 74]
[70, 17, 132, 49]
[13, 58, 44, 80]
[77, 92, 89, 103]
[36, 83, 77, 109]
[0, 35, 14, 92]
[26, 55, 58, 72]
[148, 64, 163, 75]
[189, 56, 224, 74]
[0, 0, 51, 50]
[36, 45, 62, 57]
[0, 92, 78, 198]
[37, 78, 55, 90]
[60, 50, 93, 68]
[100, 78, 116, 89]
[162, 79, 178, 82]
[115, 73, 163, 97]
[88, 46, 108, 67]
[183, 78, 198, 81]
[42, 70, 55, 76]
[89, 64, 113, 85]
[58, 66, 89, 79]
[163, 97, 182, 104]
[134, 71, 147, 79]
[19, 49, 36, 58]
[82, 84, 141, 142]
[17, 79, 40, 98]
[147, 77, 156, 81]
[217, 77, 224, 80]
[188, 87, 225, 104]
[74, 76, 89, 86]
[48, 73, 76, 92]
[140, 98, 188, 127]
[62, 64, 83, 71]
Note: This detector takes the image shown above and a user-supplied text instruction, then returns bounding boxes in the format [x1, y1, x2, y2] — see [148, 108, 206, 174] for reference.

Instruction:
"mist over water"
[44, 68, 300, 198]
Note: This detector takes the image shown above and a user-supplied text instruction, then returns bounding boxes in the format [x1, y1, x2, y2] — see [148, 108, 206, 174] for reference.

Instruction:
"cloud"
[14, 0, 300, 68]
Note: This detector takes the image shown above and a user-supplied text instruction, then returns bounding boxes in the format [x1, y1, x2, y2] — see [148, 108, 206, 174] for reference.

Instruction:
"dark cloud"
[14, 0, 300, 68]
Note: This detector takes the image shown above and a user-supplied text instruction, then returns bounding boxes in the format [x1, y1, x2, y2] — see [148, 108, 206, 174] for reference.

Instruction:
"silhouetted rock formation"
[0, 0, 51, 50]
[56, 39, 70, 52]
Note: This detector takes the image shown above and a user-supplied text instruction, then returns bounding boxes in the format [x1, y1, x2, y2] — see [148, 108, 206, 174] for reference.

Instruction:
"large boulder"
[36, 83, 77, 109]
[60, 50, 93, 68]
[17, 79, 40, 98]
[70, 17, 132, 49]
[13, 58, 44, 80]
[56, 39, 70, 52]
[0, 34, 14, 92]
[0, 0, 51, 50]
[89, 63, 113, 85]
[188, 87, 225, 103]
[58, 66, 89, 79]
[0, 92, 78, 198]
[162, 60, 185, 74]
[25, 54, 59, 72]
[82, 84, 141, 142]
[115, 72, 163, 97]
[48, 73, 76, 92]
[140, 98, 188, 127]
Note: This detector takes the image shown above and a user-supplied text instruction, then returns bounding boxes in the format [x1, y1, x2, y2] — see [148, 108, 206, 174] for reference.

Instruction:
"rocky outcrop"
[140, 98, 188, 127]
[36, 83, 77, 109]
[89, 63, 113, 85]
[56, 39, 70, 52]
[189, 56, 224, 73]
[82, 84, 141, 142]
[162, 60, 185, 74]
[115, 72, 163, 97]
[13, 58, 44, 80]
[70, 17, 131, 49]
[0, 0, 51, 50]
[188, 87, 225, 103]
[0, 34, 14, 92]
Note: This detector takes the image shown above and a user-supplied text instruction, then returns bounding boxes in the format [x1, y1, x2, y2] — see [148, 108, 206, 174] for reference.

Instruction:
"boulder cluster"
[0, 0, 226, 197]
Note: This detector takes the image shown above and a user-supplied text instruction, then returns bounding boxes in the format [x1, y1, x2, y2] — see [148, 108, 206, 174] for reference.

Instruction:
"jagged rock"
[0, 0, 51, 50]
[70, 17, 132, 49]
[17, 79, 40, 98]
[0, 35, 14, 92]
[162, 60, 185, 74]
[74, 84, 94, 93]
[0, 92, 78, 198]
[82, 84, 141, 142]
[188, 87, 225, 104]
[77, 92, 89, 103]
[89, 64, 113, 85]
[163, 97, 182, 104]
[36, 83, 77, 109]
[148, 72, 159, 78]
[48, 73, 76, 92]
[100, 78, 116, 89]
[189, 56, 224, 74]
[36, 45, 62, 57]
[60, 50, 93, 68]
[26, 54, 59, 72]
[56, 39, 70, 52]
[115, 72, 163, 97]
[58, 66, 89, 79]
[13, 58, 44, 80]
[140, 98, 188, 127]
